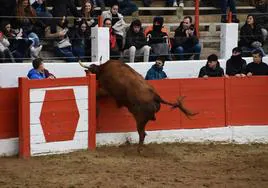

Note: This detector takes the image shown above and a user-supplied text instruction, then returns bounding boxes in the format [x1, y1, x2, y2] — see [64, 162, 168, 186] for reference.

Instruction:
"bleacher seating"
[38, 0, 258, 62]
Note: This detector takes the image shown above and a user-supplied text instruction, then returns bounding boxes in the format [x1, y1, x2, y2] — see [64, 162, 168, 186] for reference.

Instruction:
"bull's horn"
[78, 60, 89, 69]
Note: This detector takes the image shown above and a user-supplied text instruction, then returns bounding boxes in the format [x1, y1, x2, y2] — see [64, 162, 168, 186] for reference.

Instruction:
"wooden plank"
[30, 132, 88, 156]
[30, 86, 88, 103]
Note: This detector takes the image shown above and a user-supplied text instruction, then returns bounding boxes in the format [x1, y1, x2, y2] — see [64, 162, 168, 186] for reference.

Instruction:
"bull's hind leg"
[135, 116, 149, 153]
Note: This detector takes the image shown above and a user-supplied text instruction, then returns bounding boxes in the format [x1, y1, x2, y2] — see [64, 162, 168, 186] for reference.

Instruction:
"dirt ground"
[0, 143, 268, 188]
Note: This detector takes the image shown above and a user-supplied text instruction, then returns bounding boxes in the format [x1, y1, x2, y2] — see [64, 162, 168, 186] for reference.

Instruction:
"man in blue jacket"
[145, 56, 168, 80]
[27, 58, 55, 80]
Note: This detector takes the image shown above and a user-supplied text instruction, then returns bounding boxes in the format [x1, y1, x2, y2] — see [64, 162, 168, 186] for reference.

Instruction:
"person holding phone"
[172, 16, 201, 60]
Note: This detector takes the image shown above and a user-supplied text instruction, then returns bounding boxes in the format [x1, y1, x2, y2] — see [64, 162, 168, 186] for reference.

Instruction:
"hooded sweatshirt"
[198, 61, 224, 77]
[226, 55, 247, 75]
[145, 64, 167, 80]
[147, 17, 168, 44]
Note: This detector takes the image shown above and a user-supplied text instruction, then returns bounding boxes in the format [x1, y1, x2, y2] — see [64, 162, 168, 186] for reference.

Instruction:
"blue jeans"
[55, 46, 77, 62]
[174, 43, 201, 60]
[72, 46, 85, 59]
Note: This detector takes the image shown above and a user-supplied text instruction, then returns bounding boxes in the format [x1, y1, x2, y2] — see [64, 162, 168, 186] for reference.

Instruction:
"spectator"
[27, 58, 55, 79]
[0, 31, 15, 63]
[79, 0, 98, 28]
[31, 0, 52, 27]
[173, 16, 201, 60]
[50, 0, 81, 34]
[71, 20, 91, 61]
[239, 14, 265, 57]
[106, 0, 138, 16]
[145, 56, 167, 80]
[0, 0, 16, 26]
[226, 47, 247, 77]
[101, 2, 127, 39]
[45, 16, 77, 62]
[245, 49, 268, 76]
[124, 19, 151, 63]
[220, 0, 239, 23]
[1, 21, 33, 62]
[103, 18, 121, 59]
[166, 0, 184, 7]
[198, 54, 224, 78]
[15, 0, 44, 58]
[254, 0, 268, 42]
[90, 0, 106, 12]
[145, 16, 171, 61]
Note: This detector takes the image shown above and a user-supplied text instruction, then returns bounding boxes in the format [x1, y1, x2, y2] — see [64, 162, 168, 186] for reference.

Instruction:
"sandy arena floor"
[0, 143, 268, 188]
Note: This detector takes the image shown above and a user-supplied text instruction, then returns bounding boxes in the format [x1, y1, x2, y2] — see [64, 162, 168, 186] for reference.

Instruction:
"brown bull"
[79, 60, 197, 149]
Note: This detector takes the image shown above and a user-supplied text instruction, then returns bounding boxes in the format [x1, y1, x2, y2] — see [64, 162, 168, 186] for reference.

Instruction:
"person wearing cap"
[124, 19, 151, 63]
[198, 54, 224, 78]
[27, 58, 55, 80]
[226, 47, 247, 77]
[145, 56, 167, 80]
[245, 49, 268, 76]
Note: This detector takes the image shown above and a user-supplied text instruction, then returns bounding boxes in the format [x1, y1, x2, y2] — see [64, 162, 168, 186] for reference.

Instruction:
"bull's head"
[79, 61, 100, 78]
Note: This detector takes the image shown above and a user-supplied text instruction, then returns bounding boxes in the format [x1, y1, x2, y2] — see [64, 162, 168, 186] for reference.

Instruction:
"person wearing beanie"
[145, 56, 168, 80]
[226, 47, 247, 77]
[198, 54, 224, 78]
[124, 19, 151, 63]
[245, 49, 268, 76]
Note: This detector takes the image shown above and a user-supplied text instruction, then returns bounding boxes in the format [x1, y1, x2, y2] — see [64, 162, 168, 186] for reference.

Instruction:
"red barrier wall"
[2, 77, 268, 139]
[225, 77, 268, 125]
[0, 88, 18, 139]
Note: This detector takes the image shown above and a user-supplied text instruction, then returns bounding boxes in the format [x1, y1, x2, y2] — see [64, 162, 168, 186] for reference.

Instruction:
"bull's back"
[99, 61, 156, 103]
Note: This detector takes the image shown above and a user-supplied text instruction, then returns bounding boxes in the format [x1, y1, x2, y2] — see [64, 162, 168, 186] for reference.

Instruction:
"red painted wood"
[88, 74, 96, 150]
[39, 89, 80, 142]
[226, 76, 268, 125]
[180, 78, 226, 129]
[19, 78, 30, 159]
[0, 88, 19, 139]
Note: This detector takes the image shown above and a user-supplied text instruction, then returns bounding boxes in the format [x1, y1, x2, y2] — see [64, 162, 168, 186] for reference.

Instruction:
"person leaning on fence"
[172, 16, 201, 61]
[124, 19, 151, 63]
[226, 47, 247, 77]
[198, 54, 224, 78]
[145, 56, 168, 80]
[245, 49, 268, 76]
[27, 58, 55, 80]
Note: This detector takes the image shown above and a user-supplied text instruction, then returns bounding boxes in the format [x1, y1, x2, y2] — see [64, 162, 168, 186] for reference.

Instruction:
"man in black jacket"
[173, 16, 201, 60]
[124, 19, 151, 62]
[198, 54, 224, 78]
[245, 49, 268, 76]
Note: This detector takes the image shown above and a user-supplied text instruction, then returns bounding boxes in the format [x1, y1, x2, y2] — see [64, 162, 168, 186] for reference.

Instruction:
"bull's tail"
[160, 96, 198, 118]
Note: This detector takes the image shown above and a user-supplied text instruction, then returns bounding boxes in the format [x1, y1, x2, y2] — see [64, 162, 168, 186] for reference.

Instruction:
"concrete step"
[124, 14, 248, 24]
